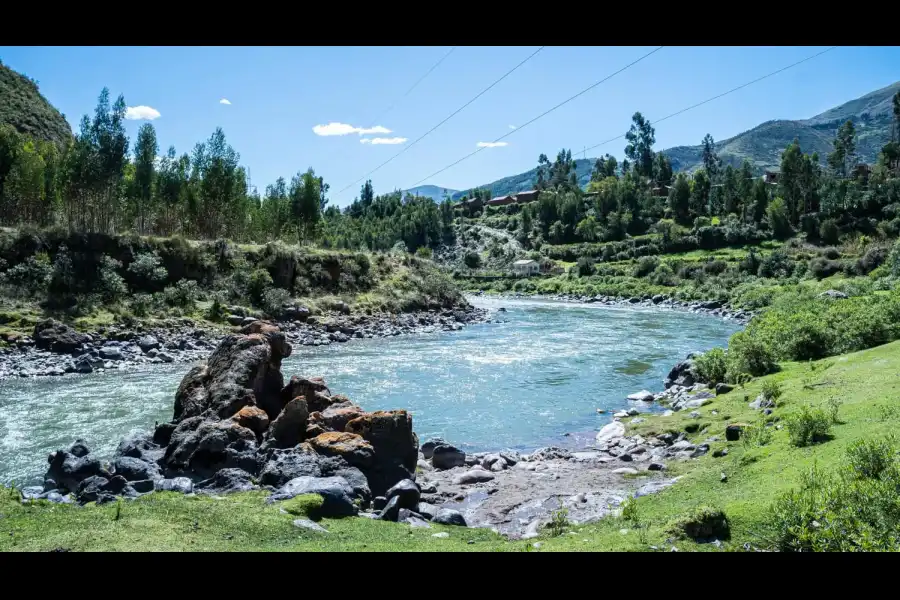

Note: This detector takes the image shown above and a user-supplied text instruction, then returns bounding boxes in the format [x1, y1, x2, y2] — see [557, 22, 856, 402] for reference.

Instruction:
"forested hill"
[451, 80, 900, 200]
[0, 61, 72, 147]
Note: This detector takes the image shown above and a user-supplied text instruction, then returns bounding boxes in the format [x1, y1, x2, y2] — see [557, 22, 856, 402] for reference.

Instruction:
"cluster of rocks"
[491, 292, 753, 324]
[0, 304, 492, 380]
[0, 319, 214, 379]
[21, 321, 472, 531]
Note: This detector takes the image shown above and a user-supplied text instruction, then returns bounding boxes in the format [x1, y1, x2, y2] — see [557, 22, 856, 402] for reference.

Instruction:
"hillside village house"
[485, 190, 540, 207]
[512, 259, 540, 276]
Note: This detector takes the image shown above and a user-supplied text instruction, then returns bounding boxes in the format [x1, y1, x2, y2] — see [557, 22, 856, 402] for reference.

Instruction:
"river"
[0, 297, 740, 486]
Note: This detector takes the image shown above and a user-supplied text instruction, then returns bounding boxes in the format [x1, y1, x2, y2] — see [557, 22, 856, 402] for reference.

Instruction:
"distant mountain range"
[402, 185, 460, 202]
[447, 80, 900, 201]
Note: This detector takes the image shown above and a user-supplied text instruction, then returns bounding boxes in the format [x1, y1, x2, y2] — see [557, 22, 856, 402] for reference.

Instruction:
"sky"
[1, 46, 899, 206]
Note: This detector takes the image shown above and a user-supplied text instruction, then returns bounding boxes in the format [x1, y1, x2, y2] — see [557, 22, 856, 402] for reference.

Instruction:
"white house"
[512, 259, 540, 276]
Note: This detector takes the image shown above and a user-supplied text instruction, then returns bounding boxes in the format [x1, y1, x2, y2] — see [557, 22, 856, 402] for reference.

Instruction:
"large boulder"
[307, 432, 375, 470]
[163, 418, 259, 477]
[431, 444, 466, 470]
[269, 476, 359, 518]
[44, 440, 110, 494]
[231, 405, 270, 436]
[318, 403, 365, 432]
[33, 319, 89, 354]
[345, 410, 418, 496]
[257, 447, 370, 504]
[264, 397, 309, 449]
[665, 353, 699, 388]
[281, 376, 337, 413]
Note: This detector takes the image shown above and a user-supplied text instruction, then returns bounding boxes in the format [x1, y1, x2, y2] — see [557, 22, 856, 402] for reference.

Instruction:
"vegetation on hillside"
[0, 61, 72, 148]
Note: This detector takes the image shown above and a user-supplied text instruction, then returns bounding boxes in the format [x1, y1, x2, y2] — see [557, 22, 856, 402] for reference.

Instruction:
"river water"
[0, 297, 740, 486]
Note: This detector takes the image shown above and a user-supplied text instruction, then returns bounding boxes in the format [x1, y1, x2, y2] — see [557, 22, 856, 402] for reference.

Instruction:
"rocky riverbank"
[0, 305, 491, 380]
[477, 291, 753, 325]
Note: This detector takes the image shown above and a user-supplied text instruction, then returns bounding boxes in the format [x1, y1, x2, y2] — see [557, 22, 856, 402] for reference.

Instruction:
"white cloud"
[477, 141, 509, 148]
[125, 105, 161, 121]
[361, 137, 407, 145]
[312, 122, 392, 136]
[219, 98, 231, 105]
[508, 124, 517, 129]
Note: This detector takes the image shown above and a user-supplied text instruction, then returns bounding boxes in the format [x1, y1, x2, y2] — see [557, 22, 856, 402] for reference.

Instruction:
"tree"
[653, 152, 673, 186]
[289, 167, 323, 242]
[893, 91, 900, 142]
[701, 134, 720, 180]
[690, 169, 711, 217]
[624, 112, 656, 180]
[779, 139, 804, 224]
[737, 159, 755, 217]
[668, 172, 691, 224]
[133, 122, 158, 234]
[591, 154, 617, 181]
[751, 178, 769, 224]
[722, 164, 739, 215]
[535, 153, 551, 190]
[827, 120, 857, 178]
[0, 125, 21, 217]
[575, 216, 599, 241]
[767, 196, 792, 239]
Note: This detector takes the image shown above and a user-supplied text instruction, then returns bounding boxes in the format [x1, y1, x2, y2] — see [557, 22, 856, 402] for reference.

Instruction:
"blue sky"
[1, 46, 899, 205]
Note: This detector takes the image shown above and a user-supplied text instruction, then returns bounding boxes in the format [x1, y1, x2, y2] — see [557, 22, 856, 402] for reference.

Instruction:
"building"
[486, 195, 518, 207]
[514, 190, 539, 204]
[512, 259, 540, 276]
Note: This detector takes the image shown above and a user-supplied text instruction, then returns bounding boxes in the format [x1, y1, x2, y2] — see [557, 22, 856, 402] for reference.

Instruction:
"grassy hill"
[0, 60, 72, 148]
[451, 80, 900, 198]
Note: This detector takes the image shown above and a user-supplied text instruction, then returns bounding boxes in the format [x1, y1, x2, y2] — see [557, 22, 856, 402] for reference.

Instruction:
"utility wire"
[336, 46, 547, 197]
[581, 46, 839, 156]
[406, 46, 665, 190]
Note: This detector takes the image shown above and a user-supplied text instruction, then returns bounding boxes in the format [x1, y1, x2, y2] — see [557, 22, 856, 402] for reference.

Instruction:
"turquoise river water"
[0, 297, 740, 485]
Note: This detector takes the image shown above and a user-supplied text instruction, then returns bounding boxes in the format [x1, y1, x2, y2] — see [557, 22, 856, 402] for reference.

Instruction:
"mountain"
[0, 61, 72, 147]
[449, 81, 900, 199]
[402, 185, 459, 202]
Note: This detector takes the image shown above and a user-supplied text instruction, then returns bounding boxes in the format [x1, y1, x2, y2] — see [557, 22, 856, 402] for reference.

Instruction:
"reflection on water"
[0, 297, 740, 485]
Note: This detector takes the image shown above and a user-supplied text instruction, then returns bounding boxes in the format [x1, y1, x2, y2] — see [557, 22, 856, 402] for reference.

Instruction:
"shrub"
[127, 251, 168, 289]
[98, 255, 128, 302]
[130, 293, 155, 318]
[800, 213, 820, 242]
[414, 246, 433, 259]
[247, 268, 274, 305]
[261, 287, 290, 317]
[741, 423, 774, 448]
[767, 197, 793, 239]
[650, 263, 676, 286]
[760, 380, 782, 402]
[0, 252, 52, 296]
[786, 404, 833, 447]
[725, 331, 778, 381]
[808, 257, 842, 280]
[666, 506, 730, 541]
[633, 255, 659, 278]
[856, 246, 886, 275]
[758, 251, 793, 279]
[819, 219, 840, 245]
[694, 347, 727, 385]
[163, 279, 199, 310]
[889, 238, 900, 277]
[820, 247, 840, 260]
[463, 252, 482, 270]
[576, 256, 595, 277]
[206, 293, 229, 323]
[846, 436, 897, 481]
[703, 260, 727, 275]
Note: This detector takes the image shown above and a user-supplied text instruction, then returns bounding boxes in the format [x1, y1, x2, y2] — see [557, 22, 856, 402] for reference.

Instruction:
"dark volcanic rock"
[420, 438, 447, 460]
[307, 432, 375, 470]
[264, 397, 309, 449]
[345, 410, 419, 496]
[269, 475, 358, 517]
[385, 478, 420, 510]
[33, 319, 89, 354]
[113, 456, 162, 482]
[433, 508, 467, 527]
[44, 441, 110, 494]
[155, 477, 194, 494]
[196, 468, 258, 493]
[431, 444, 466, 470]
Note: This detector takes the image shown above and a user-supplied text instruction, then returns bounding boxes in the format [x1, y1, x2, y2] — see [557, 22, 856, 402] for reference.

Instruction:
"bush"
[786, 404, 833, 447]
[650, 263, 676, 286]
[846, 436, 897, 481]
[725, 330, 778, 381]
[888, 239, 900, 277]
[247, 268, 274, 305]
[758, 251, 793, 279]
[261, 287, 290, 317]
[463, 252, 482, 270]
[760, 380, 782, 402]
[703, 260, 727, 275]
[767, 197, 793, 239]
[414, 246, 433, 259]
[820, 247, 840, 260]
[808, 257, 842, 280]
[0, 252, 52, 296]
[98, 255, 128, 302]
[856, 246, 886, 275]
[819, 219, 840, 245]
[576, 256, 595, 277]
[130, 293, 155, 318]
[694, 347, 727, 385]
[665, 506, 730, 541]
[163, 279, 199, 310]
[633, 255, 659, 278]
[206, 293, 229, 322]
[127, 251, 168, 290]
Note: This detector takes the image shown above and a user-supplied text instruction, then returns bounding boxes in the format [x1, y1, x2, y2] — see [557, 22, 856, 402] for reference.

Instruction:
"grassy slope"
[3, 338, 899, 551]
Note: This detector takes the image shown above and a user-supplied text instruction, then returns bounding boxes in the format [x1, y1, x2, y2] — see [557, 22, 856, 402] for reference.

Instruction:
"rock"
[269, 476, 358, 518]
[433, 508, 467, 527]
[683, 398, 711, 409]
[372, 496, 388, 511]
[453, 469, 495, 485]
[33, 319, 90, 354]
[74, 355, 93, 373]
[98, 346, 124, 361]
[432, 532, 450, 538]
[293, 518, 329, 533]
[415, 502, 439, 520]
[130, 479, 155, 494]
[399, 508, 432, 528]
[612, 467, 639, 475]
[725, 424, 744, 442]
[137, 335, 160, 353]
[669, 440, 696, 452]
[648, 462, 667, 471]
[113, 456, 161, 482]
[713, 448, 728, 458]
[627, 390, 654, 402]
[377, 495, 402, 521]
[420, 438, 448, 460]
[281, 376, 333, 413]
[818, 289, 849, 300]
[157, 352, 174, 363]
[44, 443, 110, 494]
[343, 410, 418, 497]
[231, 405, 271, 436]
[690, 444, 710, 459]
[318, 403, 365, 432]
[265, 397, 309, 448]
[307, 432, 375, 470]
[596, 420, 626, 444]
[155, 477, 194, 494]
[196, 468, 258, 493]
[227, 315, 245, 326]
[715, 383, 734, 396]
[385, 478, 420, 510]
[76, 475, 114, 504]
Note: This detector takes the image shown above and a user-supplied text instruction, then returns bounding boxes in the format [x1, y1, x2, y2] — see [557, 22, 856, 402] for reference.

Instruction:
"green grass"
[4, 334, 900, 552]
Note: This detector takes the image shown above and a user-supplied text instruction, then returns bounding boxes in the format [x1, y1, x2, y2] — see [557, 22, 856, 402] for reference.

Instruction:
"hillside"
[0, 61, 72, 147]
[403, 185, 459, 202]
[450, 80, 900, 198]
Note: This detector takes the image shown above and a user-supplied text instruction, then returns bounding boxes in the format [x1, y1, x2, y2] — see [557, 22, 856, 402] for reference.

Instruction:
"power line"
[406, 46, 665, 190]
[581, 46, 839, 156]
[336, 46, 547, 197]
[316, 47, 457, 185]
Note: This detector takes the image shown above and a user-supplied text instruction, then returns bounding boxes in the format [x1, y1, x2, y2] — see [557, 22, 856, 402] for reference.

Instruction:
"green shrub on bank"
[786, 404, 833, 447]
[694, 347, 727, 385]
